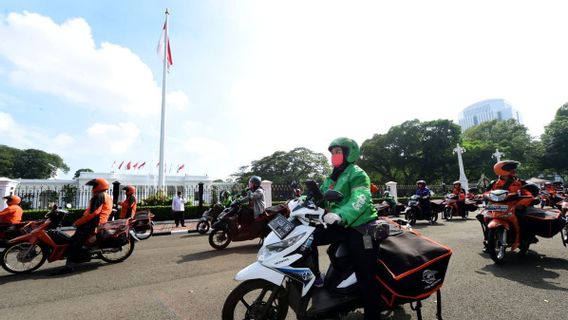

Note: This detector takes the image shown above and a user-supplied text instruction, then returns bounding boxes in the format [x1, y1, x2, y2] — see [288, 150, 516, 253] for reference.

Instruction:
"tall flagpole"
[158, 8, 169, 193]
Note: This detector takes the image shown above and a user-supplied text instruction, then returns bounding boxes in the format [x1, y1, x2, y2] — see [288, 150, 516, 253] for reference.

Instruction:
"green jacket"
[320, 164, 378, 227]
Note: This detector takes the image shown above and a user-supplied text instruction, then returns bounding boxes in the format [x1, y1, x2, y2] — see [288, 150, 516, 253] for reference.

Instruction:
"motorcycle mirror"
[324, 190, 344, 202]
[66, 203, 72, 209]
[304, 180, 323, 201]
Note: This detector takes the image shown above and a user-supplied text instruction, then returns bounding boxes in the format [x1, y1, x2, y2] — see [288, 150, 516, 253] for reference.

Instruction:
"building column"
[0, 178, 20, 210]
[261, 180, 273, 207]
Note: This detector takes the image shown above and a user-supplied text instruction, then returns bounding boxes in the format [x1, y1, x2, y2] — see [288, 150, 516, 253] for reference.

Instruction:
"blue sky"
[1, 1, 568, 180]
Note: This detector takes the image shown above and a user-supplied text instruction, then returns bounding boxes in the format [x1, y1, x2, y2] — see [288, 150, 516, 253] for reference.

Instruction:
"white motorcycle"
[221, 181, 392, 320]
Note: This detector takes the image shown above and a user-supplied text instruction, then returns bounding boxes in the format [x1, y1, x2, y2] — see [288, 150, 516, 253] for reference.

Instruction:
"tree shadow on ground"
[0, 261, 103, 285]
[477, 251, 568, 292]
[176, 243, 260, 264]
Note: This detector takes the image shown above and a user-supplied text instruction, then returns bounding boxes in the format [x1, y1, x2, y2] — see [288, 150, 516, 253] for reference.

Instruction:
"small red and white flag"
[177, 164, 185, 173]
[138, 162, 146, 169]
[133, 162, 139, 169]
[126, 161, 132, 170]
[118, 161, 124, 170]
[157, 20, 173, 71]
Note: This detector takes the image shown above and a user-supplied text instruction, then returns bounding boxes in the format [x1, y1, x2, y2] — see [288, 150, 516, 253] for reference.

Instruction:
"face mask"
[331, 153, 344, 168]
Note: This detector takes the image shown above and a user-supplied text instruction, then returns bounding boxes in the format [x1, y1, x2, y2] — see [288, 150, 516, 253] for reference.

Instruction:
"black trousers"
[67, 216, 99, 263]
[312, 224, 381, 320]
[173, 211, 185, 226]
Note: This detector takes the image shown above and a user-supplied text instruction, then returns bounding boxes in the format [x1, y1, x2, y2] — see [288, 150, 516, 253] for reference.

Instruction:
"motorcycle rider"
[311, 137, 380, 320]
[118, 185, 137, 219]
[415, 180, 433, 223]
[383, 190, 398, 216]
[452, 181, 466, 217]
[0, 195, 23, 224]
[543, 182, 561, 207]
[220, 190, 233, 207]
[485, 160, 538, 247]
[237, 176, 266, 233]
[52, 178, 113, 275]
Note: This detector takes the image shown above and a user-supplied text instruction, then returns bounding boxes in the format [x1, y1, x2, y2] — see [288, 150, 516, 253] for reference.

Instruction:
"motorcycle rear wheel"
[209, 228, 231, 250]
[196, 221, 210, 235]
[487, 228, 507, 264]
[222, 279, 288, 320]
[98, 237, 135, 263]
[135, 226, 153, 240]
[1, 242, 47, 274]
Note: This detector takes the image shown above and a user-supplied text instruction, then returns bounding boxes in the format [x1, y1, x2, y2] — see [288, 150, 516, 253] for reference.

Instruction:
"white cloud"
[0, 11, 189, 117]
[86, 122, 140, 154]
[53, 133, 75, 149]
[0, 112, 15, 131]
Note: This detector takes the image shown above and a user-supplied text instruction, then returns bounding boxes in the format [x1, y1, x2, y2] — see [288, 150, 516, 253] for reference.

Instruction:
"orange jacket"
[452, 187, 466, 201]
[545, 186, 557, 196]
[491, 177, 532, 196]
[75, 192, 113, 226]
[0, 204, 23, 224]
[119, 195, 137, 219]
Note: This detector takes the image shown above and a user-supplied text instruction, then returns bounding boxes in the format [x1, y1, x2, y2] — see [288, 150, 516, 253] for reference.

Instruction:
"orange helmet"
[3, 195, 21, 205]
[85, 178, 110, 193]
[493, 160, 520, 177]
[122, 185, 136, 195]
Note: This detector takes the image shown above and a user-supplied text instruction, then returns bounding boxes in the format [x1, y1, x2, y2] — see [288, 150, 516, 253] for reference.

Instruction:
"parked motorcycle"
[221, 181, 451, 320]
[539, 190, 563, 209]
[374, 201, 404, 217]
[402, 195, 438, 225]
[208, 200, 287, 250]
[130, 210, 154, 240]
[1, 206, 137, 274]
[476, 185, 568, 264]
[196, 204, 224, 235]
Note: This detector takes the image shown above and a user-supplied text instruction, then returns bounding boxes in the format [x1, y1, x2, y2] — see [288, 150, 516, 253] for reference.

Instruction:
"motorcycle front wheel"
[209, 228, 231, 250]
[222, 279, 288, 320]
[98, 237, 135, 263]
[487, 228, 507, 264]
[196, 221, 210, 235]
[1, 242, 47, 274]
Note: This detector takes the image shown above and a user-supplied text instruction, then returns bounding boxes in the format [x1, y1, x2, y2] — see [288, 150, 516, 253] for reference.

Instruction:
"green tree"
[233, 147, 330, 185]
[462, 119, 539, 179]
[0, 145, 20, 177]
[360, 119, 461, 184]
[74, 168, 94, 179]
[11, 149, 69, 179]
[541, 103, 568, 180]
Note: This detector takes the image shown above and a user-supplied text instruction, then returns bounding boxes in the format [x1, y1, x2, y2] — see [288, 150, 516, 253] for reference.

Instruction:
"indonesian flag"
[133, 162, 139, 169]
[118, 161, 124, 170]
[126, 161, 132, 170]
[138, 162, 146, 169]
[177, 164, 185, 173]
[157, 20, 173, 71]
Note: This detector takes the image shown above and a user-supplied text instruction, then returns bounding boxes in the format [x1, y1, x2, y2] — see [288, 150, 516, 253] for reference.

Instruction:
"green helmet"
[328, 137, 360, 163]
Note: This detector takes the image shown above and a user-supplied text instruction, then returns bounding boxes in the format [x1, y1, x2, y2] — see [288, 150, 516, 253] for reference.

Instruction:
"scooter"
[477, 186, 568, 264]
[196, 204, 224, 235]
[208, 200, 286, 250]
[402, 195, 438, 225]
[442, 194, 476, 220]
[1, 206, 137, 274]
[222, 181, 450, 320]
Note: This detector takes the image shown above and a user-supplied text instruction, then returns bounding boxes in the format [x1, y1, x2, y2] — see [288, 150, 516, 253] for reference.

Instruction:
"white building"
[458, 99, 522, 131]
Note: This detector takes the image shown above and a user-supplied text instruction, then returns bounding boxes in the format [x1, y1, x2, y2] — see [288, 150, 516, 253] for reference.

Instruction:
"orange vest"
[119, 195, 137, 219]
[75, 193, 113, 226]
[492, 177, 532, 196]
[0, 205, 23, 224]
[452, 187, 466, 201]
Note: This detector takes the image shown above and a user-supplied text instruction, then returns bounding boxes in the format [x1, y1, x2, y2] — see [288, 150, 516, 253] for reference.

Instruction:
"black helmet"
[249, 176, 262, 188]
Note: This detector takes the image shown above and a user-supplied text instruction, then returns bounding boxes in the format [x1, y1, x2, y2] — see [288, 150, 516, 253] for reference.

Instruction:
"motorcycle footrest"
[307, 287, 359, 316]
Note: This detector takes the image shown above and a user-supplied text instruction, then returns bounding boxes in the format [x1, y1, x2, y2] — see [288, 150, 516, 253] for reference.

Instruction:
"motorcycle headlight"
[489, 190, 508, 202]
[258, 232, 306, 261]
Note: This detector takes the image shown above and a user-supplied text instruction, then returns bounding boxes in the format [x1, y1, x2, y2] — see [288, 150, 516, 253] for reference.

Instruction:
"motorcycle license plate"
[486, 204, 509, 212]
[268, 214, 295, 239]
